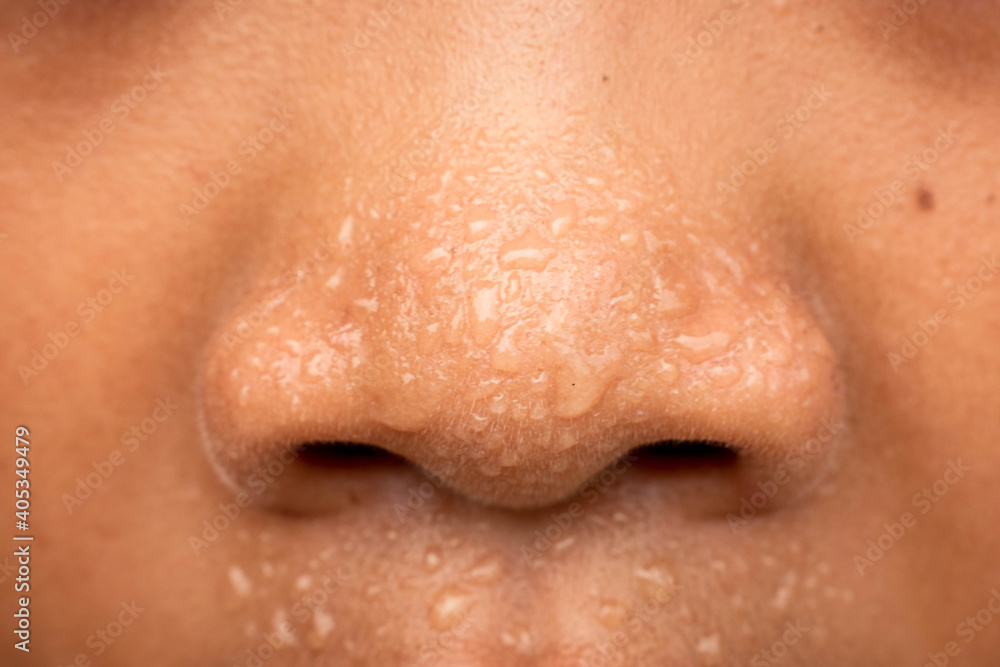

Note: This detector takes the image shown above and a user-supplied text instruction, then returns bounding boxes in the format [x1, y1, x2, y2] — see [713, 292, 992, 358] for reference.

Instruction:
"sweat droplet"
[553, 347, 622, 419]
[635, 560, 679, 599]
[498, 229, 556, 272]
[479, 461, 501, 477]
[597, 600, 627, 629]
[675, 331, 732, 364]
[706, 357, 743, 388]
[491, 327, 524, 373]
[337, 215, 354, 246]
[228, 566, 252, 597]
[549, 200, 578, 237]
[488, 391, 509, 415]
[410, 244, 451, 274]
[430, 586, 476, 630]
[425, 547, 443, 572]
[467, 557, 502, 584]
[469, 282, 501, 346]
[556, 430, 577, 451]
[305, 610, 336, 652]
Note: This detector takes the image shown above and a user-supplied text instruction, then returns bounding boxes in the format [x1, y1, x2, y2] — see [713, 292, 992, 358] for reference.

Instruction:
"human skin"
[2, 0, 1000, 664]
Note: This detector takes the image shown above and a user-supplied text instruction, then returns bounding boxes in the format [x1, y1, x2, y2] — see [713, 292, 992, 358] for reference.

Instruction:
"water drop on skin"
[425, 547, 443, 572]
[479, 461, 501, 477]
[619, 231, 639, 247]
[553, 536, 575, 553]
[549, 200, 579, 237]
[324, 268, 344, 291]
[469, 282, 502, 346]
[228, 566, 253, 598]
[305, 610, 336, 652]
[555, 430, 577, 451]
[553, 348, 621, 419]
[634, 559, 680, 600]
[491, 327, 524, 373]
[697, 635, 721, 656]
[706, 357, 744, 388]
[597, 600, 628, 630]
[488, 391, 509, 415]
[430, 586, 477, 630]
[498, 229, 556, 272]
[610, 290, 639, 313]
[337, 215, 354, 246]
[499, 447, 519, 468]
[675, 331, 732, 364]
[410, 244, 451, 274]
[466, 557, 503, 584]
[503, 273, 523, 301]
[417, 322, 443, 356]
[465, 204, 495, 239]
[529, 401, 549, 420]
[550, 457, 569, 473]
[509, 399, 529, 421]
[500, 627, 534, 652]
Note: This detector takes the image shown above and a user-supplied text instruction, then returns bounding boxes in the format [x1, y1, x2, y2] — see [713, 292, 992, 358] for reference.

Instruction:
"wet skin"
[2, 0, 1000, 665]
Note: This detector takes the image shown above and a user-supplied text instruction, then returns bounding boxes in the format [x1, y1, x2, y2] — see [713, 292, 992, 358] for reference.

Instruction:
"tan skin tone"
[2, 0, 1000, 665]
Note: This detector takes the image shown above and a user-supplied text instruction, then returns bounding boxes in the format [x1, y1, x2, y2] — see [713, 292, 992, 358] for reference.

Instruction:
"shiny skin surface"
[2, 0, 1000, 665]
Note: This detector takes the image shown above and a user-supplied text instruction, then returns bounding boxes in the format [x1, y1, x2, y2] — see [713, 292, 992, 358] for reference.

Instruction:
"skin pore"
[2, 0, 1000, 665]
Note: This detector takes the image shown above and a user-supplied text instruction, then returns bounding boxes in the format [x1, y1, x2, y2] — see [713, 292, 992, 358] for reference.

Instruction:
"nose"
[198, 129, 841, 510]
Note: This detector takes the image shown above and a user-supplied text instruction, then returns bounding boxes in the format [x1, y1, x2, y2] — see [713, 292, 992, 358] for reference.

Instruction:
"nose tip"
[198, 195, 842, 509]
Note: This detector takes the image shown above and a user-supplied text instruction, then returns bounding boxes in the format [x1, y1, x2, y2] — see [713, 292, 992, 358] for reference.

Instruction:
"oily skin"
[1, 0, 1000, 665]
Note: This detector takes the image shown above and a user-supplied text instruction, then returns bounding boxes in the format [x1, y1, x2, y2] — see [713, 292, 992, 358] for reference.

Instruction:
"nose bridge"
[199, 117, 839, 507]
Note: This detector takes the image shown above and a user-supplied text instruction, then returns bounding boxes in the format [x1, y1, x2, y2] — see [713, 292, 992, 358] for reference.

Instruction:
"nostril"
[296, 441, 411, 470]
[237, 441, 425, 517]
[628, 441, 741, 472]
